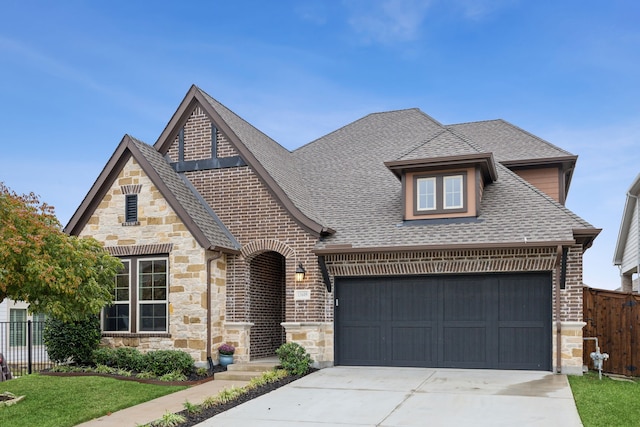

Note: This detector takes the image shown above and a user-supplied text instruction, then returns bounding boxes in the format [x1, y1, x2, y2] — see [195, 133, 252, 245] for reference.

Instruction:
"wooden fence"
[583, 286, 640, 376]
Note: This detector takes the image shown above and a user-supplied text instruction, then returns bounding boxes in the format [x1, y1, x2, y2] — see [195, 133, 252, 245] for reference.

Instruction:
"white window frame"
[416, 177, 437, 211]
[443, 175, 464, 209]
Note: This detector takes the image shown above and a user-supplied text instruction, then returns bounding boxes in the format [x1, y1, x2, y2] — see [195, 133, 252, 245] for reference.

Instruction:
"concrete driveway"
[197, 366, 583, 427]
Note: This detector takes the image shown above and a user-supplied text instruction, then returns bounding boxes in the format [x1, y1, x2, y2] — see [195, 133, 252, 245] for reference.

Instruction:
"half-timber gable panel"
[165, 103, 245, 169]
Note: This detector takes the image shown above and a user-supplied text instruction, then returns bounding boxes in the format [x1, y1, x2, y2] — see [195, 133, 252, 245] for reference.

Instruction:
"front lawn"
[569, 372, 640, 426]
[0, 374, 185, 427]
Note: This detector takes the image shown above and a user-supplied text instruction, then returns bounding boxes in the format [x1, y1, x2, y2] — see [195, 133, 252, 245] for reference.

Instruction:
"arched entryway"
[248, 251, 286, 359]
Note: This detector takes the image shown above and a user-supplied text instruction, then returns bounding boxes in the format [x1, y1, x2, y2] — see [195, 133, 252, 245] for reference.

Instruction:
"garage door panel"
[499, 277, 550, 322]
[339, 326, 382, 365]
[335, 273, 551, 371]
[442, 280, 488, 321]
[442, 326, 487, 365]
[390, 324, 435, 366]
[499, 327, 549, 369]
[391, 281, 438, 322]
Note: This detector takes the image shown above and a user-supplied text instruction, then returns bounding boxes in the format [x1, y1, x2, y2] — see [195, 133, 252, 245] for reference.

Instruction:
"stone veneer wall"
[79, 157, 227, 364]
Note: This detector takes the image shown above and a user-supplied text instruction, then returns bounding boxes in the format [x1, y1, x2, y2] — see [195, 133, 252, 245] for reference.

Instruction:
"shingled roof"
[448, 119, 575, 163]
[67, 87, 599, 253]
[291, 109, 598, 251]
[65, 135, 240, 253]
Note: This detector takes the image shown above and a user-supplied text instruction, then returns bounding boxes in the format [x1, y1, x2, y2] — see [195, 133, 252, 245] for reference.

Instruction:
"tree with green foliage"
[0, 183, 122, 322]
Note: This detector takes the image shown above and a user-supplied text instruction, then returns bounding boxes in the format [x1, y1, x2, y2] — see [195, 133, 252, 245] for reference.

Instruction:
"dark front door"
[335, 273, 552, 371]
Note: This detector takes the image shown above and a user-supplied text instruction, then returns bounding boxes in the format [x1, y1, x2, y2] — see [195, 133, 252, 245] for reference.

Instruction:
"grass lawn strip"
[568, 371, 640, 427]
[0, 374, 185, 427]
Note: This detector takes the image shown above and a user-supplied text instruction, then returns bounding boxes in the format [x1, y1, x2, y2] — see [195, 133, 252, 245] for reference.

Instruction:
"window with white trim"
[102, 257, 168, 333]
[444, 175, 464, 209]
[9, 309, 27, 346]
[416, 177, 436, 211]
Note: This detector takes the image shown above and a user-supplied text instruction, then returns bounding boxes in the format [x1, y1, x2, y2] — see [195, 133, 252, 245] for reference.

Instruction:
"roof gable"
[64, 135, 240, 253]
[154, 85, 331, 236]
[613, 173, 640, 265]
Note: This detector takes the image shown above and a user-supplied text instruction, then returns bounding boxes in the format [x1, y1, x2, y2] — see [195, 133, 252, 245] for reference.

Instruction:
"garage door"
[335, 273, 551, 370]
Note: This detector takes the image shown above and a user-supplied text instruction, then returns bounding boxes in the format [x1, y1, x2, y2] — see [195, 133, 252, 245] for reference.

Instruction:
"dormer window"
[385, 153, 497, 221]
[444, 175, 463, 209]
[414, 172, 467, 216]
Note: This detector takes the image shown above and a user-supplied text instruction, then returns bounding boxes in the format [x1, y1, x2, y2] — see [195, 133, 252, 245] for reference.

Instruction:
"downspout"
[555, 245, 563, 374]
[206, 251, 224, 370]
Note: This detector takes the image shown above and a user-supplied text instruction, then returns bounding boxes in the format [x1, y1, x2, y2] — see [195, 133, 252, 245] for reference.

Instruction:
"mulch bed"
[176, 370, 315, 427]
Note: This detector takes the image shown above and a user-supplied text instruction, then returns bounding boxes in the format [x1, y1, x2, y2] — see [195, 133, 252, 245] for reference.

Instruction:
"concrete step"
[214, 370, 264, 381]
[227, 362, 278, 372]
[213, 361, 280, 381]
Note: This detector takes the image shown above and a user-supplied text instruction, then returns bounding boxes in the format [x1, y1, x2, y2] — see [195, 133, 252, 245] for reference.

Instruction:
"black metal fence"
[0, 321, 52, 377]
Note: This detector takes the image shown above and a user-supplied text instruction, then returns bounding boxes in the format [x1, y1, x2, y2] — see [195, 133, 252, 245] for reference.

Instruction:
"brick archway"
[242, 240, 293, 359]
[241, 239, 295, 261]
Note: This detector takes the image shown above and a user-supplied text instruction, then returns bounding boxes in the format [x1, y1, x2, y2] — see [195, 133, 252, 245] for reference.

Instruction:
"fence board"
[583, 287, 640, 376]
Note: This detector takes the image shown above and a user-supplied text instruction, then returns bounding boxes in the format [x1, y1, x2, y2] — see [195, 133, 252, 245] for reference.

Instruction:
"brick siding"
[249, 251, 286, 358]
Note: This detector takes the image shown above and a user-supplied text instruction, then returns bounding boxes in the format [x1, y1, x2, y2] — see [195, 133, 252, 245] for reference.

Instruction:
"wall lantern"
[295, 263, 306, 282]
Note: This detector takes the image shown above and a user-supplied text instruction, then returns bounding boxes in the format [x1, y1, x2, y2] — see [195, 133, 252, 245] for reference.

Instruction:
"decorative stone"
[0, 392, 25, 407]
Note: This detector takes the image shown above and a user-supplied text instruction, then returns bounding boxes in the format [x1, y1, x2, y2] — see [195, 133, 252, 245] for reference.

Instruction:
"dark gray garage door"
[335, 273, 551, 370]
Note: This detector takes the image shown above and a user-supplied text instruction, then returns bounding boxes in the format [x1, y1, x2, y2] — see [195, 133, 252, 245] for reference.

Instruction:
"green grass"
[569, 372, 640, 427]
[0, 374, 186, 427]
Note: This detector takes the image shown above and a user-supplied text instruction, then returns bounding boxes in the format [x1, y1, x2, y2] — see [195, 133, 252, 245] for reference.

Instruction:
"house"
[0, 299, 49, 367]
[613, 173, 640, 292]
[64, 85, 600, 374]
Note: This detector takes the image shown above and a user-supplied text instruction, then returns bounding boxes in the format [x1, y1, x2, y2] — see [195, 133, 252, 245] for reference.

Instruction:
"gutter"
[206, 251, 224, 369]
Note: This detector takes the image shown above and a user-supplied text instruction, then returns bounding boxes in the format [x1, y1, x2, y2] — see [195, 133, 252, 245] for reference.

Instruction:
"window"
[444, 175, 463, 209]
[125, 194, 138, 223]
[416, 177, 436, 211]
[102, 257, 168, 333]
[32, 312, 46, 346]
[9, 309, 26, 346]
[413, 172, 467, 215]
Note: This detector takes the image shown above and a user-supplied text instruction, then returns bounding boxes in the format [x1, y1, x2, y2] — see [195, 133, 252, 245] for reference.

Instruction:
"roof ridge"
[494, 119, 574, 157]
[196, 87, 293, 154]
[294, 108, 439, 152]
[395, 128, 447, 160]
[445, 126, 485, 153]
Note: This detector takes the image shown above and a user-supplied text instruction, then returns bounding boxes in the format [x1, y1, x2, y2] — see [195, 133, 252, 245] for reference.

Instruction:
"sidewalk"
[75, 379, 248, 427]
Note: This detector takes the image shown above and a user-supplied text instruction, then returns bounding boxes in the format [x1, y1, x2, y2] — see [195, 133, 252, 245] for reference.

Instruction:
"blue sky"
[1, 0, 638, 290]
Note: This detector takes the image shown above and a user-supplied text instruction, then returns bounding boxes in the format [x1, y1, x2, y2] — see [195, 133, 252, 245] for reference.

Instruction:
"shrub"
[43, 316, 101, 364]
[114, 347, 145, 371]
[92, 347, 118, 366]
[143, 350, 194, 376]
[276, 342, 312, 375]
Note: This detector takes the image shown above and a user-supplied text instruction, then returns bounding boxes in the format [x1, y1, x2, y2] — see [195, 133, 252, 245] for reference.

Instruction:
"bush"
[143, 350, 194, 377]
[43, 316, 101, 364]
[276, 342, 312, 375]
[93, 347, 194, 376]
[114, 347, 145, 371]
[92, 347, 118, 366]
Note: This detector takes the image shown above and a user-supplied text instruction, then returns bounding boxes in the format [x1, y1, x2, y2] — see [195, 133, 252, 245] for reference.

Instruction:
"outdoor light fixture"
[295, 263, 306, 282]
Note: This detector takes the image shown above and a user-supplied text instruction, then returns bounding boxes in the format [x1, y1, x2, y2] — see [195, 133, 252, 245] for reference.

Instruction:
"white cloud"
[344, 0, 433, 45]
